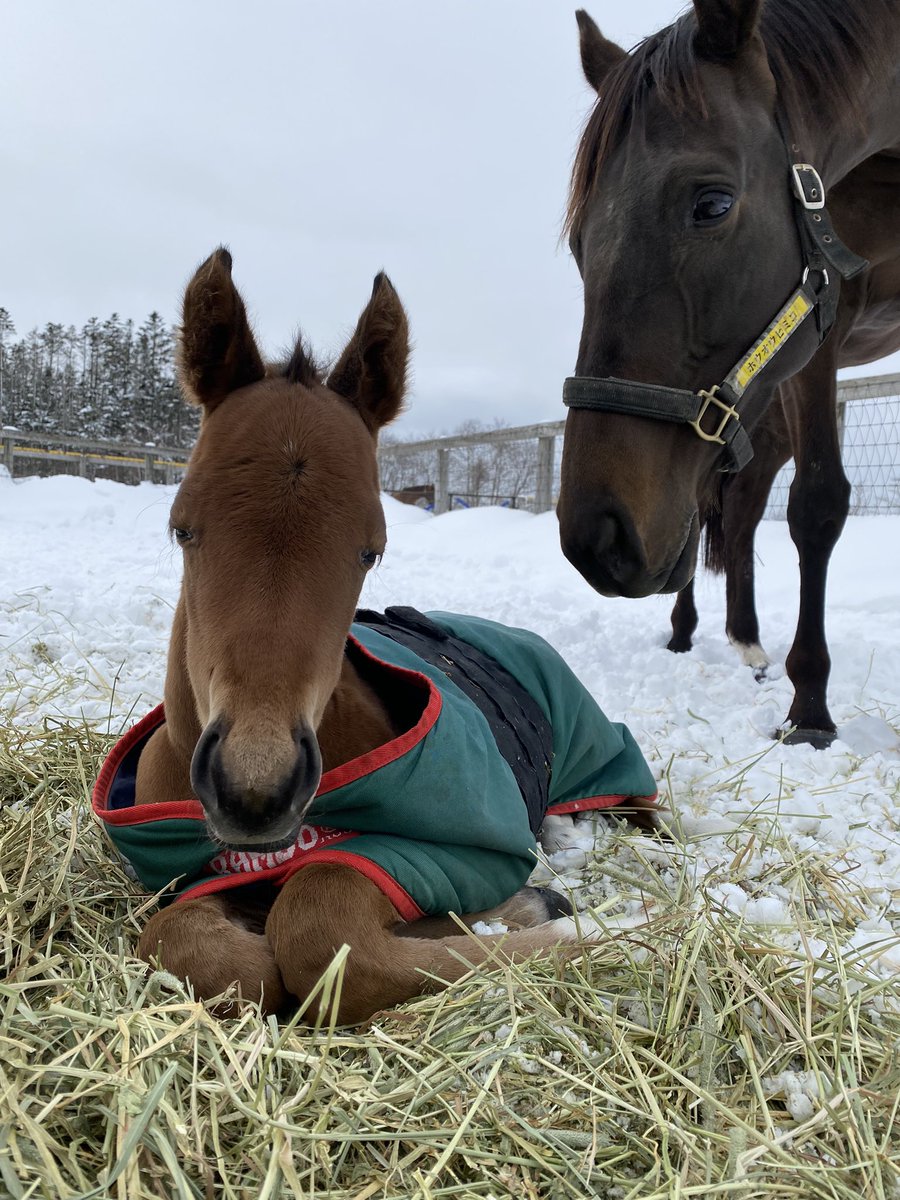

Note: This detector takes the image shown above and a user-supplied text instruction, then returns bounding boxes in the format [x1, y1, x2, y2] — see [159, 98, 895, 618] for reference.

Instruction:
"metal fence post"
[78, 453, 88, 478]
[143, 453, 154, 482]
[434, 448, 450, 514]
[535, 435, 555, 513]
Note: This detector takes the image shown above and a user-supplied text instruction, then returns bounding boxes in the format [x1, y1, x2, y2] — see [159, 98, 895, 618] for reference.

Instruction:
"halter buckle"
[791, 163, 826, 210]
[691, 387, 740, 445]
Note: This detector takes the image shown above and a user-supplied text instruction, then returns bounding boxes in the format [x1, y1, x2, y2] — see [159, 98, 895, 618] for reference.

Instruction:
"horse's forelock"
[566, 17, 703, 239]
[565, 0, 896, 240]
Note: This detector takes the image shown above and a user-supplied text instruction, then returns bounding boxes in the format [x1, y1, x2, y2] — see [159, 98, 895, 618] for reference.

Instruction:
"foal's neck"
[316, 654, 400, 773]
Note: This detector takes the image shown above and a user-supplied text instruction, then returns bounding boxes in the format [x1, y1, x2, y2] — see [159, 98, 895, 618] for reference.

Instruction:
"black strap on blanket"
[354, 607, 554, 836]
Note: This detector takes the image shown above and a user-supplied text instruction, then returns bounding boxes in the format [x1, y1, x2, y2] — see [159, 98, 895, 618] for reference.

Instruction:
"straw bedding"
[2, 714, 898, 1200]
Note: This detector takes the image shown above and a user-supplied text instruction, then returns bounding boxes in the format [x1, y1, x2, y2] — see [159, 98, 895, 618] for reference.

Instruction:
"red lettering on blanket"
[209, 824, 352, 875]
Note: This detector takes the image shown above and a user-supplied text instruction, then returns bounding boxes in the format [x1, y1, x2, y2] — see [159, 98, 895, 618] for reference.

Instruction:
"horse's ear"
[179, 247, 265, 412]
[693, 0, 763, 60]
[576, 10, 627, 94]
[327, 273, 409, 435]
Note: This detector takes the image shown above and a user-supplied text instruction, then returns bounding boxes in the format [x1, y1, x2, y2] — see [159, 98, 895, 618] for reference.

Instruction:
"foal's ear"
[327, 274, 409, 435]
[693, 0, 764, 61]
[179, 247, 265, 412]
[576, 10, 627, 94]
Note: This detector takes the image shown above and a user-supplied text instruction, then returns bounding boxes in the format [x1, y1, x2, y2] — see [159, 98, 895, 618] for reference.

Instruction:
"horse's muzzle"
[190, 717, 323, 849]
[560, 500, 700, 598]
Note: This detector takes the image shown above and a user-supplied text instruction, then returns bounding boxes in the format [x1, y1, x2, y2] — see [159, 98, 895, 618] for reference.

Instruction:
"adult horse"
[93, 250, 657, 1023]
[668, 393, 791, 672]
[558, 0, 900, 745]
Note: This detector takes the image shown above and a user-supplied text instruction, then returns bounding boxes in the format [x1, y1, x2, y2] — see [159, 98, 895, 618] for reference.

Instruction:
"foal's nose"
[190, 717, 322, 849]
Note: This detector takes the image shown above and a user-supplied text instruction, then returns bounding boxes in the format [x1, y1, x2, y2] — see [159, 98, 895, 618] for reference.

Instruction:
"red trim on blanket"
[314, 635, 441, 795]
[546, 792, 659, 816]
[176, 848, 425, 923]
[91, 704, 208, 827]
[92, 634, 441, 828]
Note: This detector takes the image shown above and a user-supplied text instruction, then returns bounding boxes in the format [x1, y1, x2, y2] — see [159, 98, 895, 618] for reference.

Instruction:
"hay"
[1, 715, 899, 1200]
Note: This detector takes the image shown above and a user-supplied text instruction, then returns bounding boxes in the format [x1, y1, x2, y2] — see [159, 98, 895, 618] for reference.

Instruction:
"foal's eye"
[692, 188, 735, 225]
[360, 549, 380, 570]
[173, 527, 193, 544]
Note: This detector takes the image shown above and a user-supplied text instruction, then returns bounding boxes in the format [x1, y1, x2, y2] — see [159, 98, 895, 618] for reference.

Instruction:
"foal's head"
[170, 248, 408, 849]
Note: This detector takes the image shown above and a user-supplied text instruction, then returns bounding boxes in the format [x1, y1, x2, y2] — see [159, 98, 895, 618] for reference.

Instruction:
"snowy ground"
[2, 471, 899, 976]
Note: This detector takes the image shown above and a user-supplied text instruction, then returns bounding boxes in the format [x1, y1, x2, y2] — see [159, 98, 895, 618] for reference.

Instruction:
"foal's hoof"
[532, 886, 574, 920]
[780, 726, 836, 750]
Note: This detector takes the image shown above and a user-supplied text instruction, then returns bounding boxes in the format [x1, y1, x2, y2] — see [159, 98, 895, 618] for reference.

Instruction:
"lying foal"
[93, 249, 657, 1023]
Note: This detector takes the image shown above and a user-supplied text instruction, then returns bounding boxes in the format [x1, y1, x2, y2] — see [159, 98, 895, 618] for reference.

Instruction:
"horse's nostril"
[593, 514, 618, 557]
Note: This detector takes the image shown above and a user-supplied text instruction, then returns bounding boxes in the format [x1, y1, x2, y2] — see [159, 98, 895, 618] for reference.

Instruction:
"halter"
[562, 122, 869, 472]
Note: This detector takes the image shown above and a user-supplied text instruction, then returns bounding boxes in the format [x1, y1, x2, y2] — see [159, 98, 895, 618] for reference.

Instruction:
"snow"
[2, 473, 899, 974]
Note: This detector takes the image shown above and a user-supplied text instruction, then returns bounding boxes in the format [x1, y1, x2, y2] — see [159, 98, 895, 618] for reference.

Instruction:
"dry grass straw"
[1, 714, 898, 1200]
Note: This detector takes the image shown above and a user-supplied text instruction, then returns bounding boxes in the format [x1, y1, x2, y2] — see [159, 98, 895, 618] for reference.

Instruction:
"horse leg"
[781, 354, 850, 746]
[138, 891, 288, 1015]
[266, 864, 585, 1025]
[667, 579, 698, 653]
[722, 396, 793, 678]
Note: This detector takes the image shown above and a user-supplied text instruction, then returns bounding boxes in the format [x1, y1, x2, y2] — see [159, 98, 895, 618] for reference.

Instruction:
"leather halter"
[562, 125, 869, 473]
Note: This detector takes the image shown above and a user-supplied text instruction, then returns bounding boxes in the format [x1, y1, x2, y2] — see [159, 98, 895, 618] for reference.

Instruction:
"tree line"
[0, 307, 199, 447]
[0, 305, 544, 504]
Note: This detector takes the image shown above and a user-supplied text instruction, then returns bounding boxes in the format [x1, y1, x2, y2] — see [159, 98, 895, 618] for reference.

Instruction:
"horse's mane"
[566, 0, 896, 237]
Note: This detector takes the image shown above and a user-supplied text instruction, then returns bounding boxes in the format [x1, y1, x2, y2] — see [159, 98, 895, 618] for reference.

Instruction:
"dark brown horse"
[559, 0, 900, 746]
[668, 393, 791, 673]
[120, 250, 649, 1023]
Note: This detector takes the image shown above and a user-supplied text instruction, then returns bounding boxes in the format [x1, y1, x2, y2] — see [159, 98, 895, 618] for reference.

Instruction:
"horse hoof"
[780, 727, 836, 750]
[753, 665, 769, 683]
[666, 637, 692, 654]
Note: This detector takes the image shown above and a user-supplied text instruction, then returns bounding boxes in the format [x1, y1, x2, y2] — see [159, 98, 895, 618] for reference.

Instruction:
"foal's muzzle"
[190, 717, 323, 850]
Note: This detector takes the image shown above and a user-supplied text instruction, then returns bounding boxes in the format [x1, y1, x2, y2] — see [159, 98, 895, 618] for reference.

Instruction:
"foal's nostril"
[190, 717, 227, 809]
[292, 724, 322, 809]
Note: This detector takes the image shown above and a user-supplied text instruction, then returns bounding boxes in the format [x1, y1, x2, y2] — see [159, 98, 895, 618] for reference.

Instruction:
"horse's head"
[169, 248, 408, 849]
[558, 0, 825, 597]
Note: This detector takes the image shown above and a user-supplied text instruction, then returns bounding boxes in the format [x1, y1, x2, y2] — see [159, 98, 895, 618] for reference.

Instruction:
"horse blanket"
[93, 611, 657, 920]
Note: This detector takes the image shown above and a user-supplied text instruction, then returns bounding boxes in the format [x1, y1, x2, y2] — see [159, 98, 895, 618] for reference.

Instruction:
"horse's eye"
[692, 189, 734, 225]
[360, 549, 380, 570]
[173, 527, 193, 544]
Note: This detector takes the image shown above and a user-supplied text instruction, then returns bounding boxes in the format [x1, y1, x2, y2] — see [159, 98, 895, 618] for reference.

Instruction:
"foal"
[95, 250, 656, 1023]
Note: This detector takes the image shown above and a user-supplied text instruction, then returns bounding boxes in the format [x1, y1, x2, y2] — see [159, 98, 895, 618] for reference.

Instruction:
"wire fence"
[764, 381, 900, 518]
[379, 373, 900, 519]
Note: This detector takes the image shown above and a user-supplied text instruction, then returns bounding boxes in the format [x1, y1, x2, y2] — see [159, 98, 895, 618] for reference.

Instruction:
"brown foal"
[135, 250, 590, 1023]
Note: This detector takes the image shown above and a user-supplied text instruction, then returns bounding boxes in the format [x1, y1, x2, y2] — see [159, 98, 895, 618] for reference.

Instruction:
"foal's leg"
[266, 864, 584, 1025]
[139, 892, 288, 1014]
[395, 885, 572, 939]
[781, 351, 850, 745]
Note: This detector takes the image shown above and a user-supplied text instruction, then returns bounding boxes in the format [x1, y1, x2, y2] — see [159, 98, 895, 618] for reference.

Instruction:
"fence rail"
[1, 429, 189, 484]
[379, 372, 900, 518]
[4, 371, 899, 515]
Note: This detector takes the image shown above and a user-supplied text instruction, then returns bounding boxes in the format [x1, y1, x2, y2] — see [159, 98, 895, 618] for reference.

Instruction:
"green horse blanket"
[93, 612, 657, 920]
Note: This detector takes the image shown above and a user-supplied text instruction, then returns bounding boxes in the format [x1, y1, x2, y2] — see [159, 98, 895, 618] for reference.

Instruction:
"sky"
[4, 0, 898, 438]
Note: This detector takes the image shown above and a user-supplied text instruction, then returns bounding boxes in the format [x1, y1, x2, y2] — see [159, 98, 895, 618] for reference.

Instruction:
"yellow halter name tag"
[732, 290, 814, 393]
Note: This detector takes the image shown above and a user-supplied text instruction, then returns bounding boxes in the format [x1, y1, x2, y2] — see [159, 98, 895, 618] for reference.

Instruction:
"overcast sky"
[5, 1, 897, 438]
